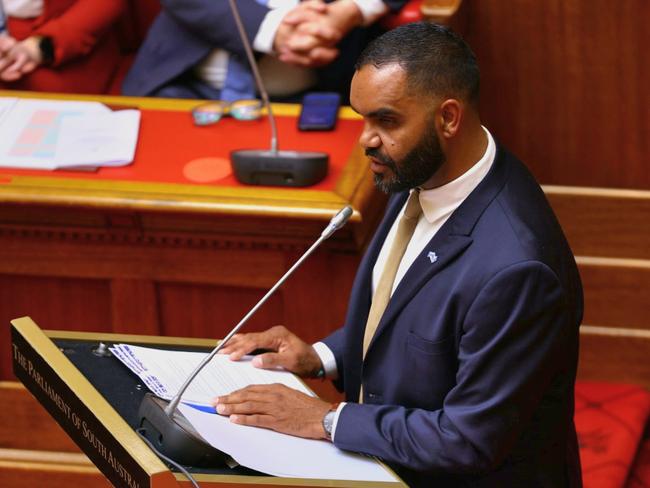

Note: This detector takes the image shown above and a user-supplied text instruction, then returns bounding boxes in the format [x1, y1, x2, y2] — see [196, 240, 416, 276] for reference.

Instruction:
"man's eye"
[379, 117, 397, 127]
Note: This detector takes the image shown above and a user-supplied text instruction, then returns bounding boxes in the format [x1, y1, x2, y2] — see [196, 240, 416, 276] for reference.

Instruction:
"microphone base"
[231, 149, 328, 187]
[138, 393, 230, 467]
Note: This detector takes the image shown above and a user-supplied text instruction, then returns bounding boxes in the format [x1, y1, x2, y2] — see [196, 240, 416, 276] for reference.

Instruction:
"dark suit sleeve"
[160, 0, 269, 57]
[332, 261, 572, 472]
[382, 0, 410, 12]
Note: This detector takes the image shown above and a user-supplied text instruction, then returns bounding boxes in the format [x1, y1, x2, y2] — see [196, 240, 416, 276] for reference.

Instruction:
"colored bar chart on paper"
[0, 97, 140, 170]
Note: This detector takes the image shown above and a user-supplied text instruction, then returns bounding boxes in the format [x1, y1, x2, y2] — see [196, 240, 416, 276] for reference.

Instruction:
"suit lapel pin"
[427, 251, 438, 263]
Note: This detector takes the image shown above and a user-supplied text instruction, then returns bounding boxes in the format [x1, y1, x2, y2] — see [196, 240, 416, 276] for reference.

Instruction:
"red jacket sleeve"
[33, 0, 127, 66]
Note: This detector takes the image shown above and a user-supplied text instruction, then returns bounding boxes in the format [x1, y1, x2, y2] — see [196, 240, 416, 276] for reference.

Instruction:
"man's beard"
[367, 130, 446, 194]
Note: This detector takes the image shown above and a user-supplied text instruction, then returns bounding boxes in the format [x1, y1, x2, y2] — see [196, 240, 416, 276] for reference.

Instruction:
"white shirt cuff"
[331, 402, 346, 442]
[352, 0, 389, 26]
[253, 6, 295, 54]
[312, 342, 339, 380]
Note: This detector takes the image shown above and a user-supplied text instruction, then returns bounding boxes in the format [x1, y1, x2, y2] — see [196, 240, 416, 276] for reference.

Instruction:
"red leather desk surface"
[0, 108, 365, 192]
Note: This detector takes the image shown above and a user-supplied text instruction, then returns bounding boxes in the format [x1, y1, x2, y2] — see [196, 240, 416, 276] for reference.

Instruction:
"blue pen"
[182, 402, 218, 414]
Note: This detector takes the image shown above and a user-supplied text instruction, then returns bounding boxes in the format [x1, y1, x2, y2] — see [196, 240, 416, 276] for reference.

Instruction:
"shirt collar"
[416, 127, 496, 224]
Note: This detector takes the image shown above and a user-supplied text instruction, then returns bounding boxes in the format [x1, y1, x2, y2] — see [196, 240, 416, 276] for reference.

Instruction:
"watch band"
[38, 36, 55, 66]
[322, 402, 340, 441]
[314, 365, 325, 379]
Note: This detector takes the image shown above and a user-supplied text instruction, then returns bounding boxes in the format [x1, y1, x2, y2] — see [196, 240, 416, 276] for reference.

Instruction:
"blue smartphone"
[298, 92, 341, 131]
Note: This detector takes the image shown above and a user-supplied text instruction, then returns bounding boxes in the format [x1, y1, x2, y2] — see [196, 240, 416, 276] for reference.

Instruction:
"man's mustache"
[365, 148, 395, 167]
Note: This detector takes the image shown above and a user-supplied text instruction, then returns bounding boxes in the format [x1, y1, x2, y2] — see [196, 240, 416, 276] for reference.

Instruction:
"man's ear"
[438, 99, 462, 139]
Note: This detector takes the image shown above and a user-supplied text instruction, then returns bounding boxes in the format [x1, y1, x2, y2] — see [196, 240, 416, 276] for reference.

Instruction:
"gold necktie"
[359, 189, 422, 403]
[360, 191, 422, 401]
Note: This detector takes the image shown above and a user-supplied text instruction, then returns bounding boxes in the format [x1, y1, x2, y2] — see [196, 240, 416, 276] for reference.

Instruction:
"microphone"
[321, 205, 353, 239]
[137, 206, 354, 466]
[227, 0, 329, 187]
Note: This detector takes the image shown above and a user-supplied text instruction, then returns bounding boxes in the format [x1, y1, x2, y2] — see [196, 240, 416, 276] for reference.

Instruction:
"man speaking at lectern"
[214, 22, 583, 487]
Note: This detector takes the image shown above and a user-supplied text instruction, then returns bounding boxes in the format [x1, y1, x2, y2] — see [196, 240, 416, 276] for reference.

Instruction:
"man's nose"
[358, 123, 380, 150]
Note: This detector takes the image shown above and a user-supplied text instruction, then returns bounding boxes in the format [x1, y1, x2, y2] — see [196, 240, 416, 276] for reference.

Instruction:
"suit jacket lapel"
[365, 228, 473, 355]
[363, 143, 512, 357]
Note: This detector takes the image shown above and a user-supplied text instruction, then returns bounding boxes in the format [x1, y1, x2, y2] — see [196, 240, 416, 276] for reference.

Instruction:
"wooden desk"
[0, 91, 386, 381]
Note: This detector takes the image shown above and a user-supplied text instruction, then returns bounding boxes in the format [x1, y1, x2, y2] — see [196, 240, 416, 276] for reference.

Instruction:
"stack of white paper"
[110, 343, 313, 408]
[111, 344, 400, 483]
[0, 97, 140, 170]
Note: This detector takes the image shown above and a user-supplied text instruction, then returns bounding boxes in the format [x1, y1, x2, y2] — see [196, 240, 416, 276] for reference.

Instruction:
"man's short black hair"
[355, 22, 480, 105]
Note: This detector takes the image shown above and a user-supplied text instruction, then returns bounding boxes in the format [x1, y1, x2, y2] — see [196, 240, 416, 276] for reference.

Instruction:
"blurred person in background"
[122, 0, 407, 102]
[0, 0, 126, 93]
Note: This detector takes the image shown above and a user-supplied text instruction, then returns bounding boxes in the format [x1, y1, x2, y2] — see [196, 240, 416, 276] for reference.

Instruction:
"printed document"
[0, 97, 140, 170]
[110, 343, 313, 407]
[111, 344, 400, 483]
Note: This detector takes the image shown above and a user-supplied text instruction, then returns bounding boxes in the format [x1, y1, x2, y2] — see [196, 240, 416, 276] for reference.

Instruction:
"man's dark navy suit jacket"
[322, 146, 583, 487]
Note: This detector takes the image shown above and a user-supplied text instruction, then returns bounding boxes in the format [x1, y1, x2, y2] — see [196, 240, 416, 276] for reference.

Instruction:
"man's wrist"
[312, 342, 339, 379]
[321, 402, 340, 440]
[313, 364, 326, 379]
[306, 346, 325, 379]
[256, 6, 293, 54]
[20, 36, 44, 65]
[22, 35, 54, 66]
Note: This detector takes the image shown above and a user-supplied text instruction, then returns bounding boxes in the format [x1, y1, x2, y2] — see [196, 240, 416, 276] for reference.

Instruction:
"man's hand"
[0, 35, 19, 74]
[283, 0, 363, 37]
[273, 0, 340, 67]
[218, 325, 323, 378]
[273, 0, 364, 68]
[0, 35, 42, 81]
[213, 383, 331, 439]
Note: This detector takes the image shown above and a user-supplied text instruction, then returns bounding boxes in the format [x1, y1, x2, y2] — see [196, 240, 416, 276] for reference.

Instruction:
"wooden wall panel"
[0, 276, 111, 381]
[280, 251, 360, 344]
[0, 460, 109, 488]
[157, 283, 285, 339]
[454, 0, 650, 189]
[578, 260, 650, 330]
[0, 231, 286, 289]
[0, 382, 79, 452]
[110, 279, 159, 335]
[154, 250, 359, 346]
[578, 330, 650, 388]
[545, 187, 650, 260]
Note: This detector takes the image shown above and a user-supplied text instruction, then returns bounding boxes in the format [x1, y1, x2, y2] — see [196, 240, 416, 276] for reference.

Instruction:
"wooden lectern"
[10, 317, 405, 488]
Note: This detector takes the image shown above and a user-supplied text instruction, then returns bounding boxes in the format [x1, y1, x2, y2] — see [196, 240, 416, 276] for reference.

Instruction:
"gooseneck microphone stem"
[227, 0, 329, 187]
[228, 0, 278, 154]
[163, 206, 354, 417]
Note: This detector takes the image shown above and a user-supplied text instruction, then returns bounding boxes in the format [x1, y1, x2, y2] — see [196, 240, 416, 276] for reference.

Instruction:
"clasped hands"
[274, 0, 363, 67]
[212, 325, 333, 440]
[0, 34, 43, 81]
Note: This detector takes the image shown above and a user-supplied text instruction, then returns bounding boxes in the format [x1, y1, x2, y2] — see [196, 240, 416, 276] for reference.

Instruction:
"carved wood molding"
[0, 224, 346, 253]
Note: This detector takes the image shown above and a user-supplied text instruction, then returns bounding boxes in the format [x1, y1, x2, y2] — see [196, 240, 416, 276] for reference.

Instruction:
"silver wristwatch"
[322, 408, 337, 440]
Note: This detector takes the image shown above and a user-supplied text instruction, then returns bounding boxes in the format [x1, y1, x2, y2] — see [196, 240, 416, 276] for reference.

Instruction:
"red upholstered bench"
[575, 382, 650, 488]
[627, 434, 650, 488]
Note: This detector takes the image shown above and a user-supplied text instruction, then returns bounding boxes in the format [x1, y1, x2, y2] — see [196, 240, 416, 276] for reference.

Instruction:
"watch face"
[323, 410, 336, 437]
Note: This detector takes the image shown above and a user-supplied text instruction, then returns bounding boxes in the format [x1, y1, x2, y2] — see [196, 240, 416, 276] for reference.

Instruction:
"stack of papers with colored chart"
[0, 97, 140, 170]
